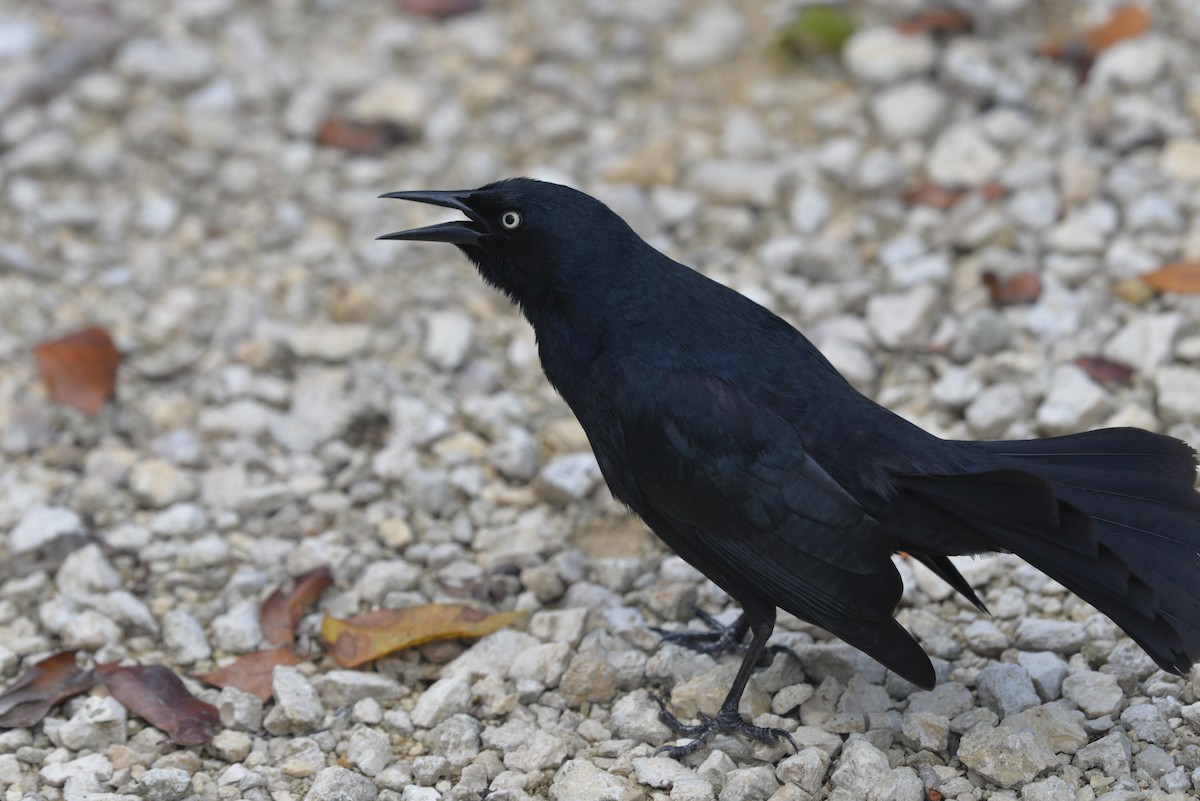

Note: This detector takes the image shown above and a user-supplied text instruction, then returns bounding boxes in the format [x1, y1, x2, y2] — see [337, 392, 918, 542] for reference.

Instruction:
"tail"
[900, 428, 1200, 675]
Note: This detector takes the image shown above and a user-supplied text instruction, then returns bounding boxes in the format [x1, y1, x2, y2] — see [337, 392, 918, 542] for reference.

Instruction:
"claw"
[652, 701, 797, 759]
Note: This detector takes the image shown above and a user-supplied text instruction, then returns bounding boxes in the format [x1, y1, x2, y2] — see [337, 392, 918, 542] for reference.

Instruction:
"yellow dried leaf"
[321, 604, 525, 668]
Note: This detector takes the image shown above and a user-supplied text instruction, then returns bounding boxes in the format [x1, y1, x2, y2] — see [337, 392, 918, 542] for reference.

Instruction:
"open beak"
[377, 190, 484, 245]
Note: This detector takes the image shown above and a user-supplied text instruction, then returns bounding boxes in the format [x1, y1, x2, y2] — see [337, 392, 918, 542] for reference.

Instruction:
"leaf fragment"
[1075, 356, 1135, 385]
[896, 8, 974, 37]
[321, 604, 525, 668]
[194, 648, 299, 703]
[776, 5, 856, 60]
[1141, 262, 1200, 294]
[34, 325, 120, 415]
[983, 271, 1042, 306]
[316, 115, 412, 156]
[95, 662, 220, 745]
[0, 651, 94, 728]
[260, 565, 334, 646]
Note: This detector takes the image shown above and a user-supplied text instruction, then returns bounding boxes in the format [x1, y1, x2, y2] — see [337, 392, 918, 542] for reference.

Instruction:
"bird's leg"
[653, 608, 801, 668]
[654, 611, 798, 759]
[651, 609, 749, 654]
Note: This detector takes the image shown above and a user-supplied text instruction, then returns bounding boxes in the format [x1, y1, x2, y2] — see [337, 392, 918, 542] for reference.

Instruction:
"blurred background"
[3, 0, 1200, 796]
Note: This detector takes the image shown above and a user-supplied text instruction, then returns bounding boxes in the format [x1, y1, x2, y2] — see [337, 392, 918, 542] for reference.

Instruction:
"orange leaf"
[1141, 262, 1200, 294]
[896, 8, 974, 37]
[260, 565, 334, 646]
[316, 115, 410, 156]
[321, 604, 525, 668]
[0, 651, 94, 728]
[95, 662, 220, 746]
[1075, 355, 1135, 385]
[1085, 4, 1149, 52]
[983, 271, 1042, 306]
[1040, 4, 1149, 60]
[194, 648, 299, 703]
[34, 325, 119, 415]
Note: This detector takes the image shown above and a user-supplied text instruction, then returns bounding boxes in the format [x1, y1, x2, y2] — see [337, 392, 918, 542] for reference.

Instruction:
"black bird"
[380, 177, 1200, 757]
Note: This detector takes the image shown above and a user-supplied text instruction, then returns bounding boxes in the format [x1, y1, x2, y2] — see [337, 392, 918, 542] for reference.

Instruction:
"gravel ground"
[3, 1, 1200, 799]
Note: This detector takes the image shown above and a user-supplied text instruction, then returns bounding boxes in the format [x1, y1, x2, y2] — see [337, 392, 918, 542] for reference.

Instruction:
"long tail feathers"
[903, 428, 1200, 675]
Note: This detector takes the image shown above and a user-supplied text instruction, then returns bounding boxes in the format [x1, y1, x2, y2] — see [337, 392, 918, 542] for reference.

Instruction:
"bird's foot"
[652, 610, 801, 668]
[652, 696, 797, 759]
[651, 608, 746, 655]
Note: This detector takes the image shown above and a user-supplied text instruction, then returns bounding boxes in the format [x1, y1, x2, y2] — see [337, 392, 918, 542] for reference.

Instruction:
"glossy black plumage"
[381, 177, 1200, 754]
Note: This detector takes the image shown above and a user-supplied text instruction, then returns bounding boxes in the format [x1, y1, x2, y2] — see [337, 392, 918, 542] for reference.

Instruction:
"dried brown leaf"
[1141, 262, 1200, 294]
[983, 271, 1042, 306]
[1075, 355, 1135, 385]
[902, 182, 967, 209]
[397, 0, 483, 20]
[321, 604, 525, 668]
[194, 648, 299, 703]
[34, 325, 119, 415]
[95, 662, 220, 746]
[1039, 4, 1149, 70]
[260, 565, 334, 646]
[316, 115, 410, 156]
[896, 8, 974, 37]
[0, 651, 94, 728]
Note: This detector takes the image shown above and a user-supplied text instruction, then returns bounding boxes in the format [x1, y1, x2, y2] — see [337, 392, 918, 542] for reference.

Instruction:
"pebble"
[664, 7, 746, 70]
[976, 663, 1040, 719]
[534, 452, 603, 504]
[927, 124, 1004, 187]
[1156, 366, 1200, 424]
[901, 710, 949, 753]
[211, 599, 264, 653]
[161, 609, 212, 664]
[128, 459, 197, 509]
[829, 738, 890, 797]
[688, 160, 786, 207]
[865, 284, 940, 349]
[843, 27, 936, 84]
[957, 724, 1057, 788]
[1062, 670, 1124, 718]
[549, 759, 641, 801]
[57, 696, 127, 752]
[265, 666, 325, 734]
[1036, 364, 1113, 435]
[1015, 618, 1088, 655]
[965, 383, 1030, 438]
[304, 767, 378, 801]
[287, 324, 372, 362]
[138, 767, 192, 801]
[721, 766, 780, 800]
[8, 505, 85, 554]
[1092, 36, 1166, 88]
[1001, 701, 1087, 755]
[346, 727, 392, 776]
[1104, 313, 1182, 369]
[116, 38, 215, 88]
[776, 747, 830, 795]
[56, 543, 120, 596]
[1160, 138, 1200, 183]
[1075, 729, 1132, 778]
[1017, 651, 1069, 701]
[870, 81, 946, 141]
[412, 674, 472, 728]
[1119, 702, 1173, 745]
[423, 310, 474, 370]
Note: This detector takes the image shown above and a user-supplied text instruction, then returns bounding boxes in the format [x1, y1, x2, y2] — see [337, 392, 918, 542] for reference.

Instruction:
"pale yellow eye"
[500, 210, 522, 229]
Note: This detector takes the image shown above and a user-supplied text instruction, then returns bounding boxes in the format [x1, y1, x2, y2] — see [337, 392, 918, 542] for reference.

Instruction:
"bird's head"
[379, 177, 642, 314]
